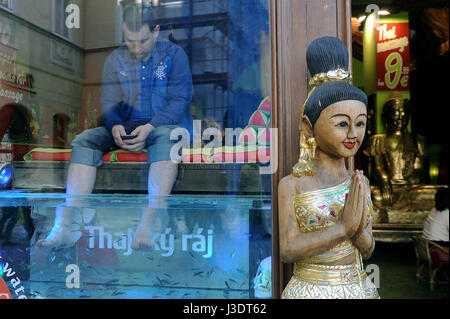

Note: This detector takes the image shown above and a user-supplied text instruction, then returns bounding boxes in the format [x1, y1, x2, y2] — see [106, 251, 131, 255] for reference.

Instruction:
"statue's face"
[388, 102, 409, 130]
[313, 100, 367, 158]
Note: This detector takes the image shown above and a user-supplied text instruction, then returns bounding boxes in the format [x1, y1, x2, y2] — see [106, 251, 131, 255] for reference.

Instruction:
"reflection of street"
[0, 207, 34, 246]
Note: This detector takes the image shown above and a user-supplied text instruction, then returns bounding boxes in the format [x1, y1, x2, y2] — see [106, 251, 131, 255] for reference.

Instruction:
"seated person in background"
[423, 187, 449, 247]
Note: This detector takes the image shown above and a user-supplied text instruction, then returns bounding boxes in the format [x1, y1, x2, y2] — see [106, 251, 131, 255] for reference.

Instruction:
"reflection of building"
[84, 0, 232, 128]
[0, 0, 84, 152]
[2, 0, 256, 152]
[83, 0, 269, 130]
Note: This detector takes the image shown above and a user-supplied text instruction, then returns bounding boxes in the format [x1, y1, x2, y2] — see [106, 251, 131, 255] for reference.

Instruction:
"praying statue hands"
[340, 170, 367, 239]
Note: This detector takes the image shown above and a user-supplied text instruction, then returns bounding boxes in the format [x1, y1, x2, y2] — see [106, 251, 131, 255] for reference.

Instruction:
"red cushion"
[24, 148, 147, 163]
[115, 152, 148, 162]
[430, 247, 449, 268]
[30, 151, 72, 161]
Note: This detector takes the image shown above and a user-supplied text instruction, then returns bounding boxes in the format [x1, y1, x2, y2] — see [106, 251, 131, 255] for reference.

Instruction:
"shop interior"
[350, 0, 448, 298]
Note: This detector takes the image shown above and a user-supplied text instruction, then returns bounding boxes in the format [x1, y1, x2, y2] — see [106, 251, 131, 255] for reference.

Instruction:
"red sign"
[376, 22, 410, 91]
[0, 277, 12, 299]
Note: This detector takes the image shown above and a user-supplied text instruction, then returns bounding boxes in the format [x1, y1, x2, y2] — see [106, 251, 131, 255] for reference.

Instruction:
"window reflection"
[0, 0, 272, 300]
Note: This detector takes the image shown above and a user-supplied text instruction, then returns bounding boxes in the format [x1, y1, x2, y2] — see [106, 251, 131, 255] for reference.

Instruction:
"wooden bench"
[11, 161, 269, 195]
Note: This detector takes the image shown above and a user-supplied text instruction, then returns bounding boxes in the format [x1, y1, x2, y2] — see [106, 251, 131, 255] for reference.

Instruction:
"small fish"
[50, 255, 56, 262]
[112, 290, 124, 296]
[155, 276, 163, 286]
[164, 273, 172, 278]
[230, 249, 237, 259]
[228, 278, 238, 285]
[193, 271, 204, 277]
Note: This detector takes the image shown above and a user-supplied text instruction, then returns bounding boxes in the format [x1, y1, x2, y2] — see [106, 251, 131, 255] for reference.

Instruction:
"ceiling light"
[357, 15, 367, 23]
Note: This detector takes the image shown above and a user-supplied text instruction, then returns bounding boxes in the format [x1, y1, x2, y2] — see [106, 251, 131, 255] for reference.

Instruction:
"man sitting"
[38, 2, 193, 250]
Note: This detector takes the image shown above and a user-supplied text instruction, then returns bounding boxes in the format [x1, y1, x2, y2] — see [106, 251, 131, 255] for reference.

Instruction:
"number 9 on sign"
[384, 52, 407, 89]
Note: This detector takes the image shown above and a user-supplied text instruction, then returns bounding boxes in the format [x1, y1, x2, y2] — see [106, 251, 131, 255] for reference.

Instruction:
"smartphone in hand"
[121, 134, 137, 140]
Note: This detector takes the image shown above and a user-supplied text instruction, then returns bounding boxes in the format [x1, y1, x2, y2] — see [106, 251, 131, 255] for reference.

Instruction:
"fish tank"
[0, 0, 274, 301]
[0, 191, 272, 299]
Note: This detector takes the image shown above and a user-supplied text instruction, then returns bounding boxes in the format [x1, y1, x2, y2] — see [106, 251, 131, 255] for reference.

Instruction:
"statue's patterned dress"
[282, 172, 380, 299]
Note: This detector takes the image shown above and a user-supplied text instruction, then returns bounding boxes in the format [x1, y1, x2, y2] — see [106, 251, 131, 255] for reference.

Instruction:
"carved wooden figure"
[278, 37, 379, 299]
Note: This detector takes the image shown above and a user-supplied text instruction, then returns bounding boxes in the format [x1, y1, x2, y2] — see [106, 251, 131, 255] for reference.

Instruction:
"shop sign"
[0, 277, 13, 299]
[376, 22, 410, 91]
[0, 15, 15, 48]
[0, 15, 31, 106]
[0, 256, 27, 299]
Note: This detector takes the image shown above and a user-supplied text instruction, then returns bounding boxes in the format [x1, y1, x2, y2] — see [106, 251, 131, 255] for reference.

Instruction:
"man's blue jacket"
[100, 37, 193, 134]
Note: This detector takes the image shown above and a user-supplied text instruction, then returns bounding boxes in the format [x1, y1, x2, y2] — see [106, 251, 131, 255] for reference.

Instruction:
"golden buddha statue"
[364, 94, 443, 235]
[364, 94, 433, 210]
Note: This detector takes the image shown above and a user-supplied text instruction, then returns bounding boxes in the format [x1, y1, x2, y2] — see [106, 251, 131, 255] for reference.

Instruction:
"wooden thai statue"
[278, 37, 379, 299]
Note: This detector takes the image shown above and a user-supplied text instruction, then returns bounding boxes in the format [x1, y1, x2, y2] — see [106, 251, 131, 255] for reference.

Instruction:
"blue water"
[0, 192, 272, 299]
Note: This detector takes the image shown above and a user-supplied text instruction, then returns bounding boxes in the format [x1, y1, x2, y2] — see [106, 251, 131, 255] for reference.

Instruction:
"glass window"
[52, 0, 72, 39]
[0, 0, 273, 300]
[0, 0, 14, 13]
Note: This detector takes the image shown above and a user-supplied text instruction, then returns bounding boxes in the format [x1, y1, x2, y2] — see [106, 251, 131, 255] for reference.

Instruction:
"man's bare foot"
[131, 224, 154, 251]
[37, 225, 81, 248]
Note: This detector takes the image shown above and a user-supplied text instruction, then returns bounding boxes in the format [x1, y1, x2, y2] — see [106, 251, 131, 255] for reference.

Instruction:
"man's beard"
[131, 51, 150, 61]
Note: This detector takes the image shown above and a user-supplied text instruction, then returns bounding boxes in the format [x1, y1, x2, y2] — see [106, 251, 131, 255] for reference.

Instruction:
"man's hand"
[112, 124, 127, 148]
[121, 124, 156, 152]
